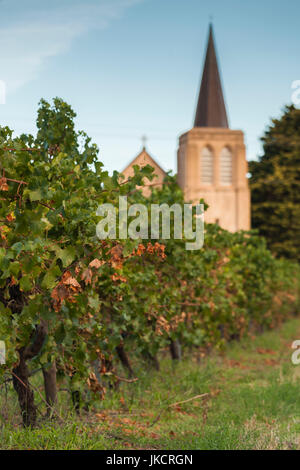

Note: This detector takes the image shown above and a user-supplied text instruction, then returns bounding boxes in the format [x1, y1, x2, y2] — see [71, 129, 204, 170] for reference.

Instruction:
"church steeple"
[177, 23, 250, 232]
[194, 24, 229, 128]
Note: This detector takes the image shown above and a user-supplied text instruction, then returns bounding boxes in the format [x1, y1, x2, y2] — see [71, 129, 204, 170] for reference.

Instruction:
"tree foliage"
[249, 105, 300, 261]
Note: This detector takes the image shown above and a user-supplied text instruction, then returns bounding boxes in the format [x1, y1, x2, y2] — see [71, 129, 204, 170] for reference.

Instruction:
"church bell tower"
[177, 24, 250, 231]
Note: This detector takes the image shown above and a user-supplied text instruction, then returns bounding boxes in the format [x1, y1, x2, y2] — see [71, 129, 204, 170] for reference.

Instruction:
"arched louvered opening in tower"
[201, 146, 214, 184]
[220, 147, 233, 185]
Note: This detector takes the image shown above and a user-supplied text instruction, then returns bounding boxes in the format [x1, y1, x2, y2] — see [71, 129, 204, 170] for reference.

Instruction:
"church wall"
[121, 149, 166, 197]
[177, 128, 251, 232]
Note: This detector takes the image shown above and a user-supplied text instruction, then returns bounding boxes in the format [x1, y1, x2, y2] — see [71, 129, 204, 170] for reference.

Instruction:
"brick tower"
[177, 24, 250, 231]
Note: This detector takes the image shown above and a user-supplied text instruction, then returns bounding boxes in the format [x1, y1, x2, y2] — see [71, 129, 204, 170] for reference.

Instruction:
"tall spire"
[194, 24, 229, 128]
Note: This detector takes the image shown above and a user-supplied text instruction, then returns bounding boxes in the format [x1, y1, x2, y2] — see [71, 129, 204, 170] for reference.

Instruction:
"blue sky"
[0, 0, 299, 174]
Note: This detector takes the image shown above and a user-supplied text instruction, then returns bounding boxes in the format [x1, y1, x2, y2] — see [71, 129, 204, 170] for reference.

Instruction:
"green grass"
[1, 318, 300, 450]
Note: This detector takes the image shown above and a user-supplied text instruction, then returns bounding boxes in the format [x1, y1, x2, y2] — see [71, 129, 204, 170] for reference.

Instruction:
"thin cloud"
[0, 0, 143, 93]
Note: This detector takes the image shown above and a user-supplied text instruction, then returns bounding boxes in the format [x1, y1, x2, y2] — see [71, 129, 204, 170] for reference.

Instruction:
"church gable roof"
[121, 148, 166, 179]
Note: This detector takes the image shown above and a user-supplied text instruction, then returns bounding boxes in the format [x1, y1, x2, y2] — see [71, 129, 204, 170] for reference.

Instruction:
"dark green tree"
[249, 105, 300, 261]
